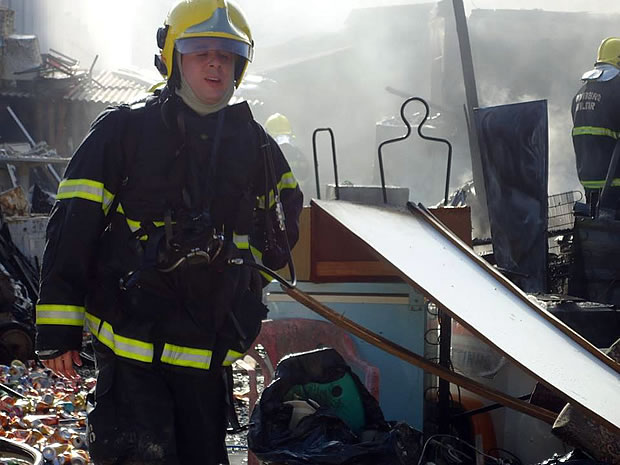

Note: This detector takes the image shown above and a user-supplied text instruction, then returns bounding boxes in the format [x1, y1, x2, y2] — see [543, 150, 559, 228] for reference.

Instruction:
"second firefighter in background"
[265, 113, 313, 202]
[572, 37, 620, 218]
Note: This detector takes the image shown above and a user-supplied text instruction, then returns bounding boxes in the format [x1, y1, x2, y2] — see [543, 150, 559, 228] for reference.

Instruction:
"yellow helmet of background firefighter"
[596, 37, 620, 69]
[265, 113, 293, 137]
[155, 0, 254, 87]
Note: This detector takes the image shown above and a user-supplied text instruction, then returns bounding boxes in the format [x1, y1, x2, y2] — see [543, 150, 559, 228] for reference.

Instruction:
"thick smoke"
[8, 0, 620, 203]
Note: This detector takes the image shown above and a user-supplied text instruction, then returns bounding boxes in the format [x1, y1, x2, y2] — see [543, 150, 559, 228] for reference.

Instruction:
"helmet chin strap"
[175, 53, 235, 116]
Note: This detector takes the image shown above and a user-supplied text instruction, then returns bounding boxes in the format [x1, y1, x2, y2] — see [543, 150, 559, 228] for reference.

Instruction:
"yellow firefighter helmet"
[155, 0, 254, 87]
[265, 113, 293, 137]
[597, 37, 620, 69]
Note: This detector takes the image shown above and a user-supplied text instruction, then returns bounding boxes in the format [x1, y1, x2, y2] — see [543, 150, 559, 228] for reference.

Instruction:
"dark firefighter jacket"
[36, 89, 303, 371]
[572, 73, 620, 190]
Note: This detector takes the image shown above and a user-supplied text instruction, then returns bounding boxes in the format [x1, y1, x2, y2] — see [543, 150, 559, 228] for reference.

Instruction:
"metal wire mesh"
[548, 190, 583, 234]
[547, 191, 582, 294]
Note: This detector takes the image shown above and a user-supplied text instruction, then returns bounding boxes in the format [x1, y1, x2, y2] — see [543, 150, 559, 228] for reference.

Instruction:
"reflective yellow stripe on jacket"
[116, 204, 141, 233]
[56, 179, 115, 214]
[248, 244, 272, 281]
[161, 343, 212, 370]
[257, 171, 298, 209]
[85, 313, 154, 363]
[233, 232, 249, 250]
[234, 232, 272, 280]
[85, 314, 219, 369]
[115, 204, 167, 240]
[222, 349, 244, 367]
[572, 126, 620, 139]
[581, 178, 620, 189]
[36, 304, 85, 326]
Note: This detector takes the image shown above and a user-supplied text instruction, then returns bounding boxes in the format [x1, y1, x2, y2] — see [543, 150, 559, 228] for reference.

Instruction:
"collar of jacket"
[159, 85, 254, 138]
[581, 63, 620, 82]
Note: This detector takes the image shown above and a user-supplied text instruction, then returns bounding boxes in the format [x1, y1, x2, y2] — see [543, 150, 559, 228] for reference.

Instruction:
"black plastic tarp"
[474, 100, 549, 293]
[571, 217, 620, 306]
[248, 348, 422, 465]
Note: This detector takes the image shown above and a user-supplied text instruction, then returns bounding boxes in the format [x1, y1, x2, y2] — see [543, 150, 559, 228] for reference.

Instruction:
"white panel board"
[313, 200, 620, 430]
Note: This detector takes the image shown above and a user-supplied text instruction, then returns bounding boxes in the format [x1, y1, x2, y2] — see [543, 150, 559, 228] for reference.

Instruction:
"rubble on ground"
[0, 359, 94, 464]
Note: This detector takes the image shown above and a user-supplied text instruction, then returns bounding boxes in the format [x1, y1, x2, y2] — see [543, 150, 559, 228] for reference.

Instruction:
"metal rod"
[7, 105, 62, 191]
[598, 140, 620, 216]
[49, 48, 79, 65]
[47, 164, 61, 184]
[7, 106, 36, 147]
[378, 99, 413, 204]
[88, 54, 99, 78]
[452, 394, 531, 420]
[407, 201, 619, 369]
[378, 97, 452, 205]
[413, 99, 453, 206]
[312, 128, 339, 200]
[0, 382, 26, 399]
[438, 310, 453, 433]
[6, 164, 18, 188]
[283, 285, 557, 425]
[452, 0, 489, 229]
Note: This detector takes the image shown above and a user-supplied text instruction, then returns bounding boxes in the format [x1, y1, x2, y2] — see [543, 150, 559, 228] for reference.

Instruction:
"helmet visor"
[175, 37, 252, 61]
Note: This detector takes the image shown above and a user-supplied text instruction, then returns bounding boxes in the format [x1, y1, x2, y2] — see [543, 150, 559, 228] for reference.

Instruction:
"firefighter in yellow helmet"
[572, 37, 620, 218]
[35, 1, 303, 463]
[265, 113, 312, 203]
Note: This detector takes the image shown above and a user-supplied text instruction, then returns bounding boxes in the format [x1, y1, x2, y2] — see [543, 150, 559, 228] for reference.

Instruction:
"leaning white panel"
[313, 199, 620, 431]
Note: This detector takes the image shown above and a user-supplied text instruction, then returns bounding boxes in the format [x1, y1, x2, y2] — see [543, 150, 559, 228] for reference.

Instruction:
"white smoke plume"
[6, 0, 620, 202]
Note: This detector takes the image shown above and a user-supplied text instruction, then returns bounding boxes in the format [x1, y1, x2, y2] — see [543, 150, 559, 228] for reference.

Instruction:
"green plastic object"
[284, 372, 366, 433]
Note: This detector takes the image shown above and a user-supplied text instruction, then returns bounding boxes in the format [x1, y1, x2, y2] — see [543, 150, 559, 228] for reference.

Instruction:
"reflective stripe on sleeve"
[257, 171, 298, 209]
[581, 178, 620, 189]
[572, 126, 620, 139]
[222, 349, 244, 367]
[36, 304, 85, 326]
[233, 233, 249, 250]
[250, 246, 272, 281]
[85, 313, 154, 363]
[161, 343, 212, 370]
[57, 179, 115, 213]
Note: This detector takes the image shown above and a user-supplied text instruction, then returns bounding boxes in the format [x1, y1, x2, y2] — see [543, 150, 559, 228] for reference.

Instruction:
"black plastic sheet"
[248, 348, 422, 465]
[571, 217, 620, 306]
[474, 100, 549, 293]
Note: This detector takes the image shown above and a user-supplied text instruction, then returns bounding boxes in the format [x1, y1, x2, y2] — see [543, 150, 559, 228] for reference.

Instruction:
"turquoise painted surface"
[264, 282, 426, 430]
[285, 373, 366, 433]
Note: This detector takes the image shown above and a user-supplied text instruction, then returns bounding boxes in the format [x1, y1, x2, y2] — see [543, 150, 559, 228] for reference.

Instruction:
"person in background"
[572, 37, 620, 218]
[35, 0, 303, 463]
[265, 113, 313, 203]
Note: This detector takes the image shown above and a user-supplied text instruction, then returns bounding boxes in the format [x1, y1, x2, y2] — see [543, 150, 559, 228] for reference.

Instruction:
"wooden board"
[310, 203, 471, 282]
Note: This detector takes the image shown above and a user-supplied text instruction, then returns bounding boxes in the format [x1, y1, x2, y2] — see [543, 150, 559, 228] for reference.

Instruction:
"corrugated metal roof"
[0, 69, 154, 105]
[63, 70, 152, 105]
[0, 70, 271, 107]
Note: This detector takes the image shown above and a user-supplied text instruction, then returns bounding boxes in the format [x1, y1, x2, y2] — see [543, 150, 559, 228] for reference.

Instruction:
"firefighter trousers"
[87, 341, 229, 465]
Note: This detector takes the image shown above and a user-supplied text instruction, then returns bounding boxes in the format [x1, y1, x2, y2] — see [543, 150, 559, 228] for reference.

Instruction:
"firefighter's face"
[181, 50, 235, 104]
